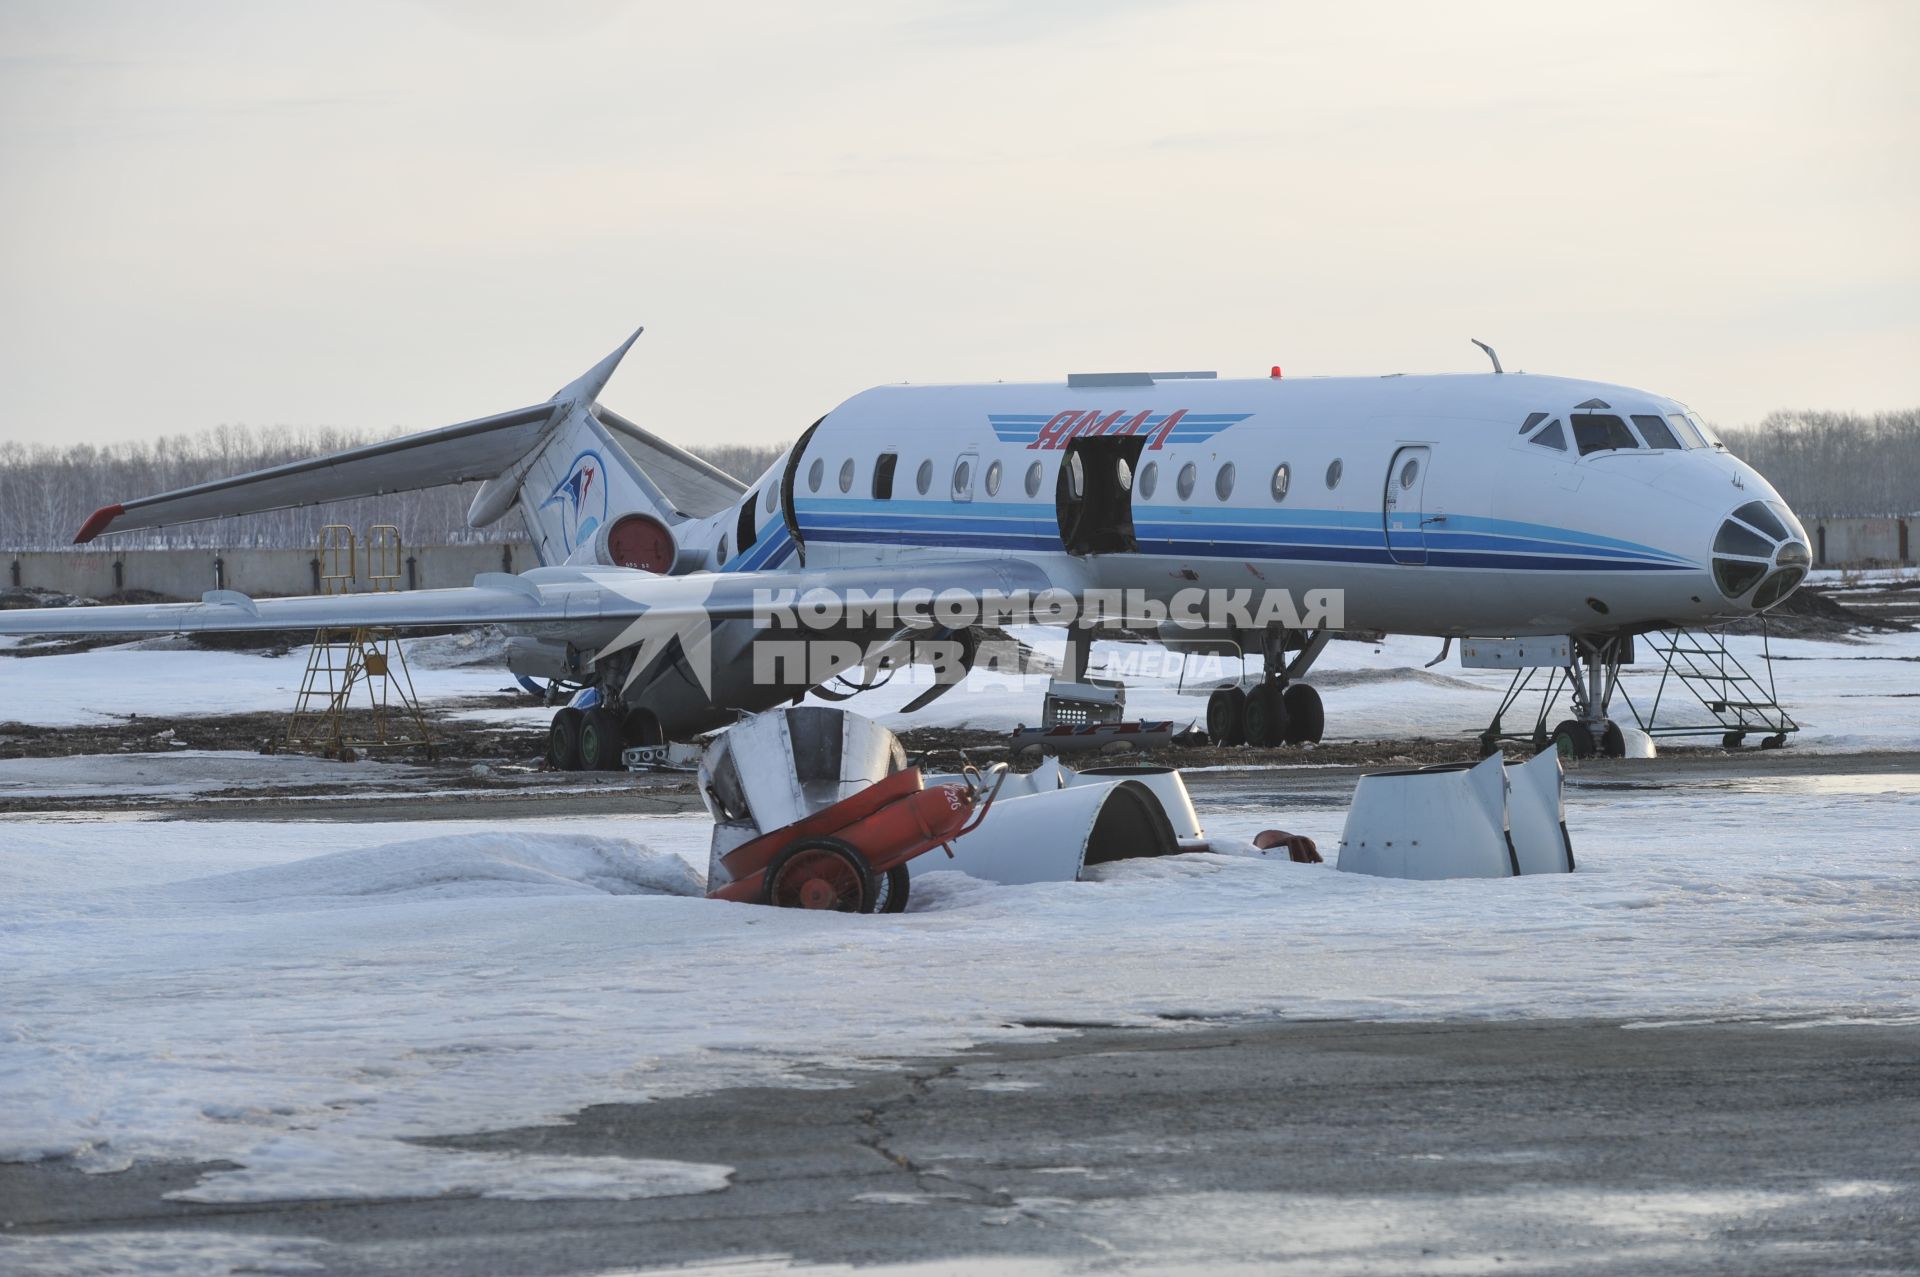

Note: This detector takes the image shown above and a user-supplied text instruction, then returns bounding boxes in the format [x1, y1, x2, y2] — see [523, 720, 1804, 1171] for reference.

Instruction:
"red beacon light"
[1270, 365, 1283, 379]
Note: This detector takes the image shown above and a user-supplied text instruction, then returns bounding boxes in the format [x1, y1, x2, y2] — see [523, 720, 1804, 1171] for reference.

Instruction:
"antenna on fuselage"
[1471, 339, 1503, 374]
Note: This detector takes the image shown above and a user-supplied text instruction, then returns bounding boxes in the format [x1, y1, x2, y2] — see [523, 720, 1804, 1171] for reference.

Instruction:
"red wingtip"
[74, 503, 124, 544]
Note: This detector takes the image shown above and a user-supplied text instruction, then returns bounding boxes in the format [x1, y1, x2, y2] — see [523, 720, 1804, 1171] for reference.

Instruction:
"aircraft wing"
[0, 558, 1061, 638]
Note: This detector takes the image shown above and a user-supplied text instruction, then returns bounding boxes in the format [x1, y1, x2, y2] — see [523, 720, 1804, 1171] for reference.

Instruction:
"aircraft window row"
[1521, 408, 1717, 454]
[1325, 458, 1343, 489]
[1271, 462, 1290, 501]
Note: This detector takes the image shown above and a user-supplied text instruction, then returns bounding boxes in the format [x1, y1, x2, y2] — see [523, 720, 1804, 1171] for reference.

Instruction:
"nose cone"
[1710, 499, 1810, 610]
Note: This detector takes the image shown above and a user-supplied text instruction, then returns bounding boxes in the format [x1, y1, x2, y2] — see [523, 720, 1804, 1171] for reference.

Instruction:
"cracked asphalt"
[5, 1017, 1916, 1274]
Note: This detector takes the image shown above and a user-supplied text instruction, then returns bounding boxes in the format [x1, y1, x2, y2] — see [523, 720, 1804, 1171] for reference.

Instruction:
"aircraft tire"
[1244, 684, 1290, 748]
[580, 708, 626, 771]
[547, 707, 584, 771]
[1206, 688, 1247, 746]
[1281, 683, 1324, 744]
[1600, 721, 1626, 758]
[623, 707, 664, 747]
[1550, 718, 1595, 760]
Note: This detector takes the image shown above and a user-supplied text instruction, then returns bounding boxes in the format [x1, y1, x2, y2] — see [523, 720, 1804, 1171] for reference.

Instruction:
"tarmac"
[3, 1017, 1915, 1274]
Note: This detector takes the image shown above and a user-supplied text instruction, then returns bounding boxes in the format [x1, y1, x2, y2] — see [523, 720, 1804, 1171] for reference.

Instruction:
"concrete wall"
[1810, 517, 1913, 568]
[6, 543, 529, 601]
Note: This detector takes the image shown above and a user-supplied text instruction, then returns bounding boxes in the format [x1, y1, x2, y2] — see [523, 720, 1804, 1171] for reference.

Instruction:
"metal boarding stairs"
[1479, 618, 1798, 754]
[283, 524, 436, 761]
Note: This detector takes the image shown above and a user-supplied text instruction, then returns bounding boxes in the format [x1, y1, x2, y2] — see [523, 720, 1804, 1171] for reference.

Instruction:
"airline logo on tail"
[989, 409, 1253, 451]
[541, 450, 609, 552]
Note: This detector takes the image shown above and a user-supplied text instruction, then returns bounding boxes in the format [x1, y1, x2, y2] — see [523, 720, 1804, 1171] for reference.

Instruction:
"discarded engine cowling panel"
[1010, 719, 1178, 757]
[697, 706, 994, 911]
[910, 775, 1182, 886]
[1335, 750, 1574, 880]
[1505, 748, 1576, 874]
[1069, 765, 1204, 841]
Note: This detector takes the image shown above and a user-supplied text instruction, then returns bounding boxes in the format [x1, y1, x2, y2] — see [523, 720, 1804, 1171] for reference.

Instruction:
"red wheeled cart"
[697, 708, 1000, 913]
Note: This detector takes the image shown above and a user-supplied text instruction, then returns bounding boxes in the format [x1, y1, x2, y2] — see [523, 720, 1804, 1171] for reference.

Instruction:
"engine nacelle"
[565, 512, 680, 572]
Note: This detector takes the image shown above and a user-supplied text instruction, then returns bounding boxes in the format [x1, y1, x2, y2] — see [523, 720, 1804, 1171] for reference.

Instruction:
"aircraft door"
[1384, 445, 1431, 565]
[1057, 436, 1146, 556]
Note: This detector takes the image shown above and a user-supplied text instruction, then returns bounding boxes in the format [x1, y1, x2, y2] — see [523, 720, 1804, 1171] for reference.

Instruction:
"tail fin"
[70, 331, 710, 566]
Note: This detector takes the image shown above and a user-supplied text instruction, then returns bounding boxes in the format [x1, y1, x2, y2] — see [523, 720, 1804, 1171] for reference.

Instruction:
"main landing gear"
[1205, 629, 1329, 748]
[547, 701, 663, 772]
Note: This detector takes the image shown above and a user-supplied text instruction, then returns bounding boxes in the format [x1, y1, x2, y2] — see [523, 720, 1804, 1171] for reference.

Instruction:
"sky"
[1, 0, 1915, 449]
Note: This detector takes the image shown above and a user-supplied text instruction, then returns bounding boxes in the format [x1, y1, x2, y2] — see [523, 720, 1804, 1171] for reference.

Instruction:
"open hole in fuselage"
[1056, 435, 1146, 556]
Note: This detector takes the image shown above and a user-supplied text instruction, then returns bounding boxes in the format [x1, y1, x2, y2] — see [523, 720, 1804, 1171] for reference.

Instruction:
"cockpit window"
[1528, 419, 1567, 451]
[1631, 414, 1683, 449]
[1666, 414, 1706, 448]
[1688, 413, 1723, 447]
[1572, 413, 1640, 456]
[1519, 411, 1548, 435]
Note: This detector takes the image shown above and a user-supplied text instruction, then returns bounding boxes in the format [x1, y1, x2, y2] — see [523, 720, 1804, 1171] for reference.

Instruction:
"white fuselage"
[682, 371, 1807, 638]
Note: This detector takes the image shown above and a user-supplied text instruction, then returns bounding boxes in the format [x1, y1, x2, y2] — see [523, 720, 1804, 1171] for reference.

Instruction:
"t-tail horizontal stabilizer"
[71, 329, 646, 543]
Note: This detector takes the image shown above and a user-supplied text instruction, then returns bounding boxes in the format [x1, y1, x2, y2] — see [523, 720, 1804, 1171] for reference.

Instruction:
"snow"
[2, 776, 1916, 1208]
[0, 639, 520, 727]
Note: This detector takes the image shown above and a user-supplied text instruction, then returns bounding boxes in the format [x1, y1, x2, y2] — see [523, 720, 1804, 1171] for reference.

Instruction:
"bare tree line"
[3, 410, 1910, 551]
[0, 426, 793, 551]
[1718, 410, 1920, 517]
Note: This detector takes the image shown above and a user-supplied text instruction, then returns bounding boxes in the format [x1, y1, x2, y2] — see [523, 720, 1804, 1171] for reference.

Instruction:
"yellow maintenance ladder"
[284, 524, 435, 760]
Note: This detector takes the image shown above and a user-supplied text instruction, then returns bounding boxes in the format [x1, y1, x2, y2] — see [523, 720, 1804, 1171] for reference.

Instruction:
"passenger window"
[1324, 458, 1343, 489]
[807, 458, 824, 492]
[737, 491, 759, 553]
[1024, 461, 1043, 497]
[1529, 420, 1568, 451]
[952, 459, 971, 497]
[838, 458, 855, 493]
[717, 534, 729, 563]
[872, 452, 897, 500]
[1215, 462, 1236, 501]
[1271, 462, 1290, 501]
[1139, 461, 1158, 500]
[916, 459, 933, 495]
[985, 460, 1002, 496]
[764, 485, 777, 513]
[1572, 414, 1640, 456]
[1631, 415, 1682, 449]
[1176, 462, 1196, 501]
[1667, 414, 1706, 448]
[1519, 411, 1548, 435]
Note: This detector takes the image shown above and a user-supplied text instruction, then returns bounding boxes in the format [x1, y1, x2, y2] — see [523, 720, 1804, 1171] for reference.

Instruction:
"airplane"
[0, 330, 1812, 765]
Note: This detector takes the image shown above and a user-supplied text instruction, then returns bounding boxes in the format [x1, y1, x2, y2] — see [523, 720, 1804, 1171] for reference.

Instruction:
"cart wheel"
[763, 837, 875, 913]
[1206, 687, 1246, 746]
[1550, 719, 1594, 759]
[1722, 731, 1746, 750]
[1761, 733, 1787, 750]
[874, 865, 911, 914]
